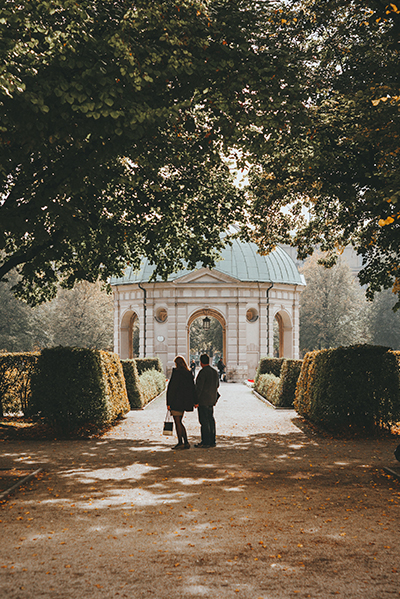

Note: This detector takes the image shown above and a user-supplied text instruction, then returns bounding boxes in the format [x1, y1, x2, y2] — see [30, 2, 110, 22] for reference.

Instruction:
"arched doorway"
[187, 308, 226, 366]
[120, 310, 139, 359]
[273, 310, 293, 359]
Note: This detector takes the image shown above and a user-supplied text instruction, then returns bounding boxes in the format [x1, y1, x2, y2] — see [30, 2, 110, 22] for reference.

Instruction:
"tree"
[299, 254, 370, 354]
[0, 271, 113, 351]
[34, 281, 114, 350]
[190, 317, 222, 359]
[0, 0, 306, 305]
[0, 270, 35, 351]
[248, 0, 400, 307]
[368, 288, 400, 349]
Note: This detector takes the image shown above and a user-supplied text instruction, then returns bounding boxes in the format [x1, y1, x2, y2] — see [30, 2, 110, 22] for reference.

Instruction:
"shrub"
[254, 357, 285, 385]
[138, 369, 166, 406]
[134, 357, 163, 375]
[121, 359, 142, 409]
[254, 373, 280, 403]
[273, 359, 303, 407]
[294, 344, 400, 433]
[254, 360, 302, 408]
[294, 351, 319, 417]
[30, 347, 130, 433]
[0, 352, 39, 416]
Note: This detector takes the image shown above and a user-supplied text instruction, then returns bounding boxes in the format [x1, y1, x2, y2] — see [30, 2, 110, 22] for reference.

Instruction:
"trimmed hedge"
[294, 344, 400, 433]
[274, 359, 303, 407]
[121, 359, 142, 409]
[0, 352, 39, 416]
[254, 359, 302, 407]
[139, 369, 166, 407]
[254, 357, 285, 385]
[255, 373, 280, 403]
[121, 360, 166, 409]
[30, 347, 130, 433]
[134, 357, 163, 376]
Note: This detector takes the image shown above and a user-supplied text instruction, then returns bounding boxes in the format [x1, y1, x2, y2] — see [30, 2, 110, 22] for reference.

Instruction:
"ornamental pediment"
[174, 267, 240, 285]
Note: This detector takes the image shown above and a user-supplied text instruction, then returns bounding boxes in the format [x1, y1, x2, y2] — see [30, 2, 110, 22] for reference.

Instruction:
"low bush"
[255, 373, 280, 403]
[139, 369, 166, 407]
[254, 358, 285, 385]
[134, 357, 163, 376]
[0, 352, 39, 416]
[30, 347, 130, 434]
[294, 344, 400, 433]
[121, 359, 142, 409]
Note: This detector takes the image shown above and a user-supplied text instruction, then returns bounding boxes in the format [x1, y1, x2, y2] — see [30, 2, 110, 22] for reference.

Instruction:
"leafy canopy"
[0, 0, 305, 304]
[2, 0, 399, 308]
[249, 0, 400, 308]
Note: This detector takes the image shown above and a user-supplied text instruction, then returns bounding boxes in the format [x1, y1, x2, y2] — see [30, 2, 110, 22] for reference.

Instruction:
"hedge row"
[294, 344, 400, 433]
[139, 369, 166, 406]
[121, 359, 142, 409]
[255, 373, 280, 403]
[30, 347, 130, 433]
[121, 360, 166, 409]
[254, 358, 285, 385]
[134, 358, 163, 375]
[275, 360, 303, 407]
[254, 359, 302, 407]
[0, 352, 39, 416]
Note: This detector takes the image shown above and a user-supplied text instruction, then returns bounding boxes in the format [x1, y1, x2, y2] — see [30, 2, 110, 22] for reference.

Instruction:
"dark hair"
[174, 355, 189, 370]
[200, 354, 210, 365]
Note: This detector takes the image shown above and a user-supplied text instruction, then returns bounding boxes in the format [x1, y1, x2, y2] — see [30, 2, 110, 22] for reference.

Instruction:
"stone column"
[146, 288, 154, 357]
[292, 287, 301, 359]
[113, 289, 120, 356]
[258, 290, 267, 358]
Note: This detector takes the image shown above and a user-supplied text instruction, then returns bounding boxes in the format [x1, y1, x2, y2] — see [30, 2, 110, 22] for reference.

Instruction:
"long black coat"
[166, 368, 197, 412]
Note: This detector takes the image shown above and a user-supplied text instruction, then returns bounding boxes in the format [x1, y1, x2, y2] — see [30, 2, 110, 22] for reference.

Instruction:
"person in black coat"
[194, 353, 219, 448]
[166, 355, 197, 450]
[190, 359, 196, 378]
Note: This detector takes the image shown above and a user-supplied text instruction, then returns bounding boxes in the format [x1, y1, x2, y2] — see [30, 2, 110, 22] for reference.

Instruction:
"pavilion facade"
[110, 239, 305, 380]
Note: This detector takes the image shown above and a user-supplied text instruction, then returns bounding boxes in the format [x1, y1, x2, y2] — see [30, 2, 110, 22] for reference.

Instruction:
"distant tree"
[0, 273, 113, 352]
[190, 317, 222, 359]
[368, 289, 400, 350]
[34, 281, 113, 350]
[299, 254, 369, 354]
[132, 319, 139, 358]
[0, 270, 34, 351]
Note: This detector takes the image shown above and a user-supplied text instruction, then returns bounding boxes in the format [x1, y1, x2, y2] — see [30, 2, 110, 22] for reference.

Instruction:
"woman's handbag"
[163, 411, 174, 436]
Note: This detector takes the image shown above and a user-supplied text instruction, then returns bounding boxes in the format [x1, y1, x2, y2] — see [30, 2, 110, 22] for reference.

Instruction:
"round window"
[246, 308, 259, 323]
[155, 308, 168, 323]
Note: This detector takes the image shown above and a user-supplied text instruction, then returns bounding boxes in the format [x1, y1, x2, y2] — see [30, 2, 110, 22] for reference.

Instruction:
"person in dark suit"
[194, 353, 219, 448]
[166, 356, 197, 450]
[217, 357, 225, 381]
[190, 359, 196, 378]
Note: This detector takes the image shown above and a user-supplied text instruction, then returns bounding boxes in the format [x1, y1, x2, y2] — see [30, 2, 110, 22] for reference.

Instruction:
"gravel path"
[0, 382, 399, 598]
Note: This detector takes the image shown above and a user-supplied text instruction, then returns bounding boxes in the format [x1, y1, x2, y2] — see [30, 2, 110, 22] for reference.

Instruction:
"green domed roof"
[110, 238, 305, 286]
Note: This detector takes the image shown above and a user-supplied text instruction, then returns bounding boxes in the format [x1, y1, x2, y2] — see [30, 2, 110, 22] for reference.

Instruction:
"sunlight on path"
[1, 382, 398, 599]
[106, 381, 300, 445]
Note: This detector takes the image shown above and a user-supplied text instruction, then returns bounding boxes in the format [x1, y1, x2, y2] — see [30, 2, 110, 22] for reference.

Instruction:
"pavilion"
[110, 237, 305, 380]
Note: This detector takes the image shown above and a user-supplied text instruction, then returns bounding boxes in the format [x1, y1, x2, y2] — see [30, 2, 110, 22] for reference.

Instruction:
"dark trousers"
[198, 405, 216, 446]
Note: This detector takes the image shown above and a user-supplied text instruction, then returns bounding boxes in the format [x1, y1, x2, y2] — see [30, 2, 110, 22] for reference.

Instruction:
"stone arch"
[187, 307, 227, 365]
[120, 309, 139, 359]
[273, 309, 293, 359]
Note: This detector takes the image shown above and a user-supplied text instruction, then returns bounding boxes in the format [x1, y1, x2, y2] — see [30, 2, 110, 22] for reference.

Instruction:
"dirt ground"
[0, 382, 399, 599]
